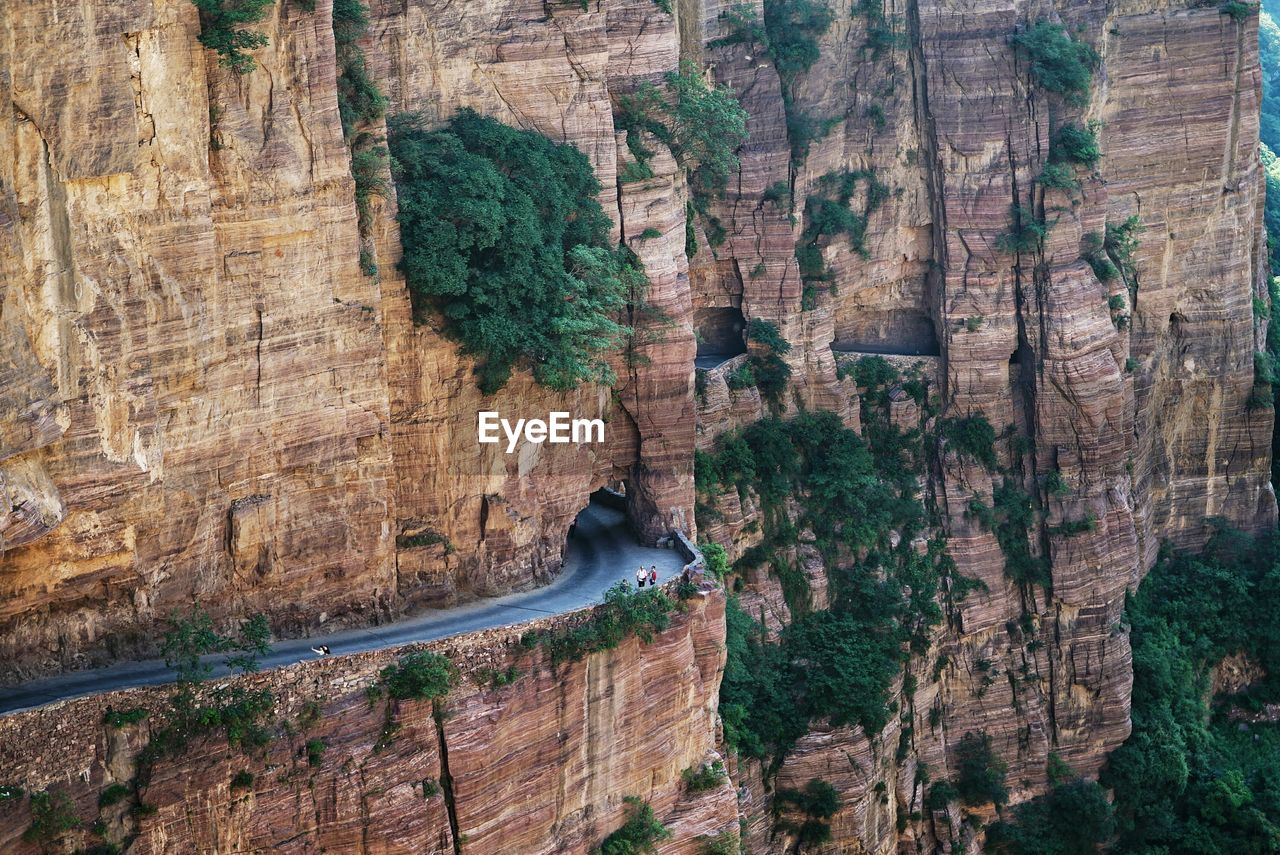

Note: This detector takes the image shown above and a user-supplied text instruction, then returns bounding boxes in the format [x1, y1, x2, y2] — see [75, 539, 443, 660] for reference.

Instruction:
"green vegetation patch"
[953, 731, 1009, 807]
[136, 608, 275, 776]
[1036, 162, 1079, 191]
[796, 170, 890, 296]
[941, 414, 998, 469]
[1222, 2, 1257, 22]
[23, 788, 81, 845]
[334, 0, 388, 137]
[1050, 123, 1101, 169]
[853, 0, 903, 58]
[616, 61, 749, 198]
[380, 650, 455, 701]
[1010, 20, 1099, 105]
[524, 581, 676, 665]
[1101, 524, 1280, 851]
[763, 0, 833, 86]
[192, 0, 273, 74]
[987, 756, 1114, 855]
[103, 707, 149, 728]
[707, 411, 963, 760]
[996, 204, 1048, 254]
[761, 0, 837, 166]
[681, 760, 727, 793]
[597, 796, 671, 854]
[331, 0, 390, 241]
[745, 318, 793, 407]
[773, 778, 839, 846]
[390, 109, 633, 394]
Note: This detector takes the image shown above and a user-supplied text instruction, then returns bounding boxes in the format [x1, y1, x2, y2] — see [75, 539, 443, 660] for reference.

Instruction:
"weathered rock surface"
[0, 0, 700, 679]
[692, 1, 1274, 851]
[0, 0, 1276, 852]
[0, 588, 732, 855]
[0, 0, 400, 680]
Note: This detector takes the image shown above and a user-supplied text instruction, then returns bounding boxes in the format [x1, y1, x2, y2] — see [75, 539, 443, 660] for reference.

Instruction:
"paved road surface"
[694, 353, 742, 370]
[0, 502, 686, 716]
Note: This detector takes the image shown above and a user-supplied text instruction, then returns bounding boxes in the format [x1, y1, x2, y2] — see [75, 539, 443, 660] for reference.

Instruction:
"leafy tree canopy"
[192, 0, 274, 74]
[1010, 20, 1099, 105]
[1101, 525, 1280, 853]
[390, 110, 633, 394]
[616, 61, 749, 197]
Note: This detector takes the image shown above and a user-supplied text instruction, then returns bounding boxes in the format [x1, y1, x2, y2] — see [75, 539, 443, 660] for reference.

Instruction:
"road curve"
[0, 501, 686, 716]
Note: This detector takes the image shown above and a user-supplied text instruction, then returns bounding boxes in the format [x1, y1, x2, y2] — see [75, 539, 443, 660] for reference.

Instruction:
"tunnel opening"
[694, 307, 747, 369]
[565, 486, 686, 591]
[830, 310, 940, 356]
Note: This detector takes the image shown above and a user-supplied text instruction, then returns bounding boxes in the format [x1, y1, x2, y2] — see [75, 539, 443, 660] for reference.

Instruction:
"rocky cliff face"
[694, 0, 1275, 850]
[0, 0, 1275, 852]
[0, 589, 734, 854]
[0, 0, 400, 680]
[0, 0, 702, 681]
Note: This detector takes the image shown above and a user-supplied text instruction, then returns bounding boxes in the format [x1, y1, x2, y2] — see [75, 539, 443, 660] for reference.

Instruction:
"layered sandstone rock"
[692, 1, 1273, 851]
[0, 0, 401, 681]
[0, 0, 1275, 852]
[0, 588, 732, 855]
[0, 0, 701, 678]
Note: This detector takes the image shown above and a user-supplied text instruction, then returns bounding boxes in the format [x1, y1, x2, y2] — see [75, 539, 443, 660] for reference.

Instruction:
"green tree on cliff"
[390, 109, 632, 394]
[616, 61, 749, 197]
[192, 0, 274, 74]
[1101, 526, 1280, 852]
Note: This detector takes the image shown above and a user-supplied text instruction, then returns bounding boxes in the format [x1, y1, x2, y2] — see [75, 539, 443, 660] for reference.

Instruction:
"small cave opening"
[831, 311, 940, 357]
[694, 307, 747, 368]
[1009, 338, 1033, 368]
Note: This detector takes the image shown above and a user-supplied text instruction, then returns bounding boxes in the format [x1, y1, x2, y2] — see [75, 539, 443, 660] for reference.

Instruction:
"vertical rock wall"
[0, 590, 733, 855]
[0, 0, 398, 680]
[689, 0, 1275, 851]
[0, 0, 1275, 851]
[0, 0, 702, 678]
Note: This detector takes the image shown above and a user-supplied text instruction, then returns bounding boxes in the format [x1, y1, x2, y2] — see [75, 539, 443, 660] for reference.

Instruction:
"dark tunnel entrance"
[694, 307, 747, 369]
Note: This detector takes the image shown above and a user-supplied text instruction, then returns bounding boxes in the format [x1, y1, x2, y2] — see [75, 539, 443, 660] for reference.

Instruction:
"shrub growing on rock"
[615, 61, 748, 198]
[1010, 20, 1099, 105]
[391, 110, 632, 394]
[528, 582, 675, 665]
[681, 760, 727, 793]
[598, 796, 671, 855]
[1050, 123, 1101, 169]
[192, 0, 274, 74]
[23, 788, 80, 845]
[953, 731, 1009, 807]
[996, 205, 1048, 254]
[1221, 1, 1256, 22]
[986, 776, 1115, 855]
[763, 0, 834, 86]
[1036, 162, 1079, 191]
[774, 779, 840, 846]
[380, 651, 455, 701]
[941, 415, 998, 469]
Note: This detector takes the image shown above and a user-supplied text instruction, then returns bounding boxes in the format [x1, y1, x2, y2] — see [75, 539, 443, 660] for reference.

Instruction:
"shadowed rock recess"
[0, 0, 1277, 852]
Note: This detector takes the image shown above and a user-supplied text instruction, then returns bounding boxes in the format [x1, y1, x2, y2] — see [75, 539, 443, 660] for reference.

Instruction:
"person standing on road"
[649, 566, 658, 587]
[636, 566, 647, 588]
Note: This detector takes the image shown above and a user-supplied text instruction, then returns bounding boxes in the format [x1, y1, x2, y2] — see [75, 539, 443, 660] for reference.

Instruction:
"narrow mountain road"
[0, 501, 686, 716]
[695, 353, 742, 369]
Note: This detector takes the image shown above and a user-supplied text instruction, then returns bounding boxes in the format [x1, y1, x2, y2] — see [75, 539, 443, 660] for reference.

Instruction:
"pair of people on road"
[635, 565, 658, 588]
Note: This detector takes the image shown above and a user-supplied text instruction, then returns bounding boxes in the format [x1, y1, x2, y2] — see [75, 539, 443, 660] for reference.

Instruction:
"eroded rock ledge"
[0, 588, 731, 854]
